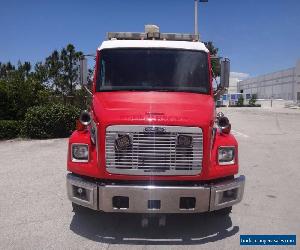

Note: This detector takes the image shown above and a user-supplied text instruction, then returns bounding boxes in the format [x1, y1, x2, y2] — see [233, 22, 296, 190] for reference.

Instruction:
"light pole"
[194, 0, 208, 38]
[194, 0, 198, 36]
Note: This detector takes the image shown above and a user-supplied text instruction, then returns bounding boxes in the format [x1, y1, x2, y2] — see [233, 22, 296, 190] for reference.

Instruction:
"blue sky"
[1, 0, 300, 81]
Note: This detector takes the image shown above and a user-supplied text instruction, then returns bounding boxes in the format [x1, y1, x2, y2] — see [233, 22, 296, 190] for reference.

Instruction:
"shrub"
[22, 104, 80, 139]
[249, 94, 257, 106]
[0, 120, 21, 140]
[237, 95, 244, 107]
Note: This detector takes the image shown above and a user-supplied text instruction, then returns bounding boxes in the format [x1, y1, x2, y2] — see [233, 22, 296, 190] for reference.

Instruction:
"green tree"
[237, 95, 244, 107]
[0, 80, 9, 119]
[205, 41, 218, 55]
[249, 94, 257, 106]
[61, 44, 83, 96]
[0, 62, 15, 78]
[42, 50, 63, 93]
[0, 61, 50, 120]
[204, 41, 221, 78]
[37, 44, 83, 98]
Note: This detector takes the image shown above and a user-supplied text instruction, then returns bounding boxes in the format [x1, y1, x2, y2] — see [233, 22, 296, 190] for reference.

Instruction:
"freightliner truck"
[66, 25, 245, 223]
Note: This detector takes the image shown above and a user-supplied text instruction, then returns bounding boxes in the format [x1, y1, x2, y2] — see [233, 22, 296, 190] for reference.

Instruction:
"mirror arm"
[214, 86, 227, 100]
[83, 85, 93, 96]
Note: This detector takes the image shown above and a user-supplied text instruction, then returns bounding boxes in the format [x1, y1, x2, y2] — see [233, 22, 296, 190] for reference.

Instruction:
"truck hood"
[92, 91, 214, 127]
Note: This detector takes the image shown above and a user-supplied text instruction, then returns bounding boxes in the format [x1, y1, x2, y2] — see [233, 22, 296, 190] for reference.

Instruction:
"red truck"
[66, 25, 245, 221]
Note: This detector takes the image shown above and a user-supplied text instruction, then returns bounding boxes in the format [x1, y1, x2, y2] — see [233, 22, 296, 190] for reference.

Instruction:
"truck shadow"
[70, 210, 239, 245]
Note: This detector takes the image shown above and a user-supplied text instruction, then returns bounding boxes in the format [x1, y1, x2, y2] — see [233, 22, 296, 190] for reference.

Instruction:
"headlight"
[71, 144, 89, 162]
[218, 146, 235, 165]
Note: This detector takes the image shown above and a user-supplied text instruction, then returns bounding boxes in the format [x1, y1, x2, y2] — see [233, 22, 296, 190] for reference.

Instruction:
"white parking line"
[231, 130, 250, 138]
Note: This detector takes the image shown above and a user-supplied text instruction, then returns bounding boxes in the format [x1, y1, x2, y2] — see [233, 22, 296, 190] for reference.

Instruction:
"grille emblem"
[144, 127, 166, 133]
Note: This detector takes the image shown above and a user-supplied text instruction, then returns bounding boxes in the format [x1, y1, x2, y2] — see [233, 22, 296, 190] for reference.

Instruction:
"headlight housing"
[218, 146, 235, 165]
[71, 144, 89, 162]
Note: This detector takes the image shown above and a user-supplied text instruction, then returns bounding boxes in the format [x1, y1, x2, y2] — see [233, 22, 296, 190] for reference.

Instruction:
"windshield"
[97, 48, 210, 94]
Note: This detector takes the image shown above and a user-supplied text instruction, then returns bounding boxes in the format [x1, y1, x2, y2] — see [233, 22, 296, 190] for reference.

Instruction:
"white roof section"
[98, 40, 209, 53]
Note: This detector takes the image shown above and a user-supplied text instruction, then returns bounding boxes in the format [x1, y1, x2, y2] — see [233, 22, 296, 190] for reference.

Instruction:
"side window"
[101, 60, 106, 86]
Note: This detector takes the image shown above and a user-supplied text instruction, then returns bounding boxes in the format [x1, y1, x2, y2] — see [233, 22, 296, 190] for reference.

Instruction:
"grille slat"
[107, 162, 201, 166]
[107, 149, 201, 153]
[105, 155, 202, 159]
[105, 125, 203, 176]
[106, 151, 202, 158]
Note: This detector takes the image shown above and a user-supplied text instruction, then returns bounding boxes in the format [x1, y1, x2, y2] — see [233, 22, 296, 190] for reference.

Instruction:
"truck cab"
[66, 25, 245, 215]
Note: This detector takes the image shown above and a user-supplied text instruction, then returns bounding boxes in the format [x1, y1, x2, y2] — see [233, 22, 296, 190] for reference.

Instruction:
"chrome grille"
[105, 125, 203, 175]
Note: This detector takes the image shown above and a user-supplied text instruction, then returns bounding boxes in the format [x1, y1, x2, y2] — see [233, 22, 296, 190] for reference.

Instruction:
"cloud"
[230, 71, 250, 85]
[230, 72, 249, 79]
[212, 71, 250, 89]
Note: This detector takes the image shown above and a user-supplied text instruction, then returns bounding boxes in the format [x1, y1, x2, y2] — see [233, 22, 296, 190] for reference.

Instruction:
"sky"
[1, 0, 300, 83]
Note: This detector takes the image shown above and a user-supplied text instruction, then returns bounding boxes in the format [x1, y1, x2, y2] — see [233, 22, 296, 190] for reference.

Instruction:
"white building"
[237, 60, 300, 102]
[227, 79, 238, 94]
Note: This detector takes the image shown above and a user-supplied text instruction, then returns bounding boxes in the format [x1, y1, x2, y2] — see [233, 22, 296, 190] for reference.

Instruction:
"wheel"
[214, 206, 232, 216]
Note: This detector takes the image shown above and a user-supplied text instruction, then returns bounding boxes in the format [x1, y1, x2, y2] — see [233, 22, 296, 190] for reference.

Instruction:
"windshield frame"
[96, 48, 211, 95]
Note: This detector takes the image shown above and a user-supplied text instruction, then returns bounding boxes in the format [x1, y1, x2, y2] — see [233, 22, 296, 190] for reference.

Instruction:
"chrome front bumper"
[67, 174, 245, 213]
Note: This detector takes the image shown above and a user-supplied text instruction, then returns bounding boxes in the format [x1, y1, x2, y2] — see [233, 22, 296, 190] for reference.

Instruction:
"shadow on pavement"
[70, 209, 239, 245]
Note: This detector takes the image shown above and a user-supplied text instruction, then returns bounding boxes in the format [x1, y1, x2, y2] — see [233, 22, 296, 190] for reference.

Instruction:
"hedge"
[0, 120, 21, 140]
[22, 104, 80, 139]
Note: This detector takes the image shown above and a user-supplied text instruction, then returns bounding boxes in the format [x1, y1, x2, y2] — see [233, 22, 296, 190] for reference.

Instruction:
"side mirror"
[220, 58, 230, 89]
[79, 56, 88, 86]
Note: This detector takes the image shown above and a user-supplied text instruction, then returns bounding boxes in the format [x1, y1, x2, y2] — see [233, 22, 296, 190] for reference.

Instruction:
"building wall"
[227, 79, 238, 94]
[237, 60, 300, 102]
[295, 61, 300, 102]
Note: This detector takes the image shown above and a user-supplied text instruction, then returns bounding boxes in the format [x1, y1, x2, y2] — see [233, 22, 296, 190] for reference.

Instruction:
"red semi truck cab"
[66, 25, 245, 215]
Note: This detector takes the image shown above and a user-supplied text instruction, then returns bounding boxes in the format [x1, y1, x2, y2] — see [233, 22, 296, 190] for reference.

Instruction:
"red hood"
[92, 91, 214, 127]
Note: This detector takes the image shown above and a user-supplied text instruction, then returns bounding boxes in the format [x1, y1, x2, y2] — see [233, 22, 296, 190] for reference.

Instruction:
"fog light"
[73, 186, 88, 201]
[71, 144, 89, 162]
[112, 196, 129, 209]
[220, 188, 238, 203]
[148, 200, 161, 210]
[218, 146, 235, 165]
[180, 197, 196, 210]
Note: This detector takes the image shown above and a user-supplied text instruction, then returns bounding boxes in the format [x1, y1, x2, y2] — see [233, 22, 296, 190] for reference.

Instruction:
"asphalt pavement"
[0, 107, 299, 250]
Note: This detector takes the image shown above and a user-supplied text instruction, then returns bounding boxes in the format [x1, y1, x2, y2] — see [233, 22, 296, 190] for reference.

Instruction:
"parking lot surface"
[0, 107, 299, 249]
